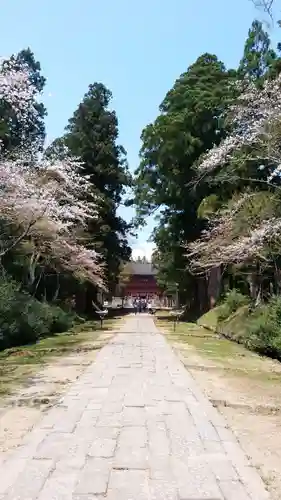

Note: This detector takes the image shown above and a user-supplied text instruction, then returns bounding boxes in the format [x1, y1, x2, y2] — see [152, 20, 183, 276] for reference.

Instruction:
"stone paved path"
[0, 316, 270, 499]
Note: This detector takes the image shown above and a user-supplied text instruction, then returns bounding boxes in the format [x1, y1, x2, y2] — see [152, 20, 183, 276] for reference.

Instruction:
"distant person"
[147, 300, 152, 314]
[133, 298, 137, 315]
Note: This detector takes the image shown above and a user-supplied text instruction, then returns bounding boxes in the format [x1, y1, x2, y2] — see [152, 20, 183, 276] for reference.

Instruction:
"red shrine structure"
[124, 261, 160, 299]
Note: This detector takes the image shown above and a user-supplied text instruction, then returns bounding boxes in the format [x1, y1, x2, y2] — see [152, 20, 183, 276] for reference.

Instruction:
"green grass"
[0, 317, 119, 397]
[157, 316, 281, 385]
[180, 334, 248, 359]
[157, 318, 214, 338]
[158, 317, 256, 362]
[165, 322, 246, 359]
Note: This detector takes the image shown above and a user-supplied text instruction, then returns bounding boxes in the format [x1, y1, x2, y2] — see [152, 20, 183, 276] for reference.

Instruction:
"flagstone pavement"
[0, 315, 270, 499]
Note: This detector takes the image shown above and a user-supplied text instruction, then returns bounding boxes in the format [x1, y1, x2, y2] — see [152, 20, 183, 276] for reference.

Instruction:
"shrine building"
[124, 261, 160, 299]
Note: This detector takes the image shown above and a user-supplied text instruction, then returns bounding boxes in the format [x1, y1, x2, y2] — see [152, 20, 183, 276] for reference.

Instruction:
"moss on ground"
[218, 305, 251, 341]
[197, 307, 222, 330]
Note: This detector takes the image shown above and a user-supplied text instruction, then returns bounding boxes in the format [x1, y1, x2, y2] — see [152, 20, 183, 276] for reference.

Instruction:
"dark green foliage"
[134, 54, 236, 304]
[244, 297, 281, 359]
[0, 278, 75, 350]
[135, 54, 235, 217]
[218, 289, 250, 321]
[65, 84, 129, 202]
[44, 305, 73, 333]
[55, 82, 132, 292]
[238, 20, 277, 83]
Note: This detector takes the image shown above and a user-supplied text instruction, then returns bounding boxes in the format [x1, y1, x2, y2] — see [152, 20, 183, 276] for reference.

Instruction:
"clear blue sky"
[1, 0, 279, 257]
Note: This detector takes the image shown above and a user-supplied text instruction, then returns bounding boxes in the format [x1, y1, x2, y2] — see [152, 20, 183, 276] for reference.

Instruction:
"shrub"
[245, 296, 281, 359]
[0, 277, 75, 350]
[218, 289, 249, 321]
[49, 306, 75, 333]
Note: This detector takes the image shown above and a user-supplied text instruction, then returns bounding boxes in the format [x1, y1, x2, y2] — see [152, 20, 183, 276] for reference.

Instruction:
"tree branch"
[251, 0, 274, 18]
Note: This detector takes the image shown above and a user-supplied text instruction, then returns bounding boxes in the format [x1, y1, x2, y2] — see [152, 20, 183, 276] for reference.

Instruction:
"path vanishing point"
[0, 315, 270, 499]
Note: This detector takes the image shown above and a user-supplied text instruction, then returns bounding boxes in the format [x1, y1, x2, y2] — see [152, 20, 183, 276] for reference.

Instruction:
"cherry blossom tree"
[186, 215, 281, 270]
[186, 189, 281, 272]
[198, 75, 281, 178]
[185, 70, 281, 280]
[0, 54, 43, 155]
[0, 56, 105, 288]
[0, 156, 104, 285]
[0, 60, 36, 120]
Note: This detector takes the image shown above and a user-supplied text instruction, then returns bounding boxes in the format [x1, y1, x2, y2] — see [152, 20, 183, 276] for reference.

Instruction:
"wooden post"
[175, 283, 179, 309]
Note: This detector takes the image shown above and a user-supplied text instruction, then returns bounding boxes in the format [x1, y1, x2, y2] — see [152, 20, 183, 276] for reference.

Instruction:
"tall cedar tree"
[134, 54, 236, 301]
[64, 83, 131, 292]
[0, 48, 46, 155]
[238, 20, 277, 83]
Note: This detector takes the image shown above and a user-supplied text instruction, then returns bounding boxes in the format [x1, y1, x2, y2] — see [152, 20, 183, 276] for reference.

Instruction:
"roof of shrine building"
[130, 261, 157, 276]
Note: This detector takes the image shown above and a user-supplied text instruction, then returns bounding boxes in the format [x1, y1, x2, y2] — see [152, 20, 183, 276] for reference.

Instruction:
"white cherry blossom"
[198, 75, 281, 178]
[0, 57, 104, 287]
